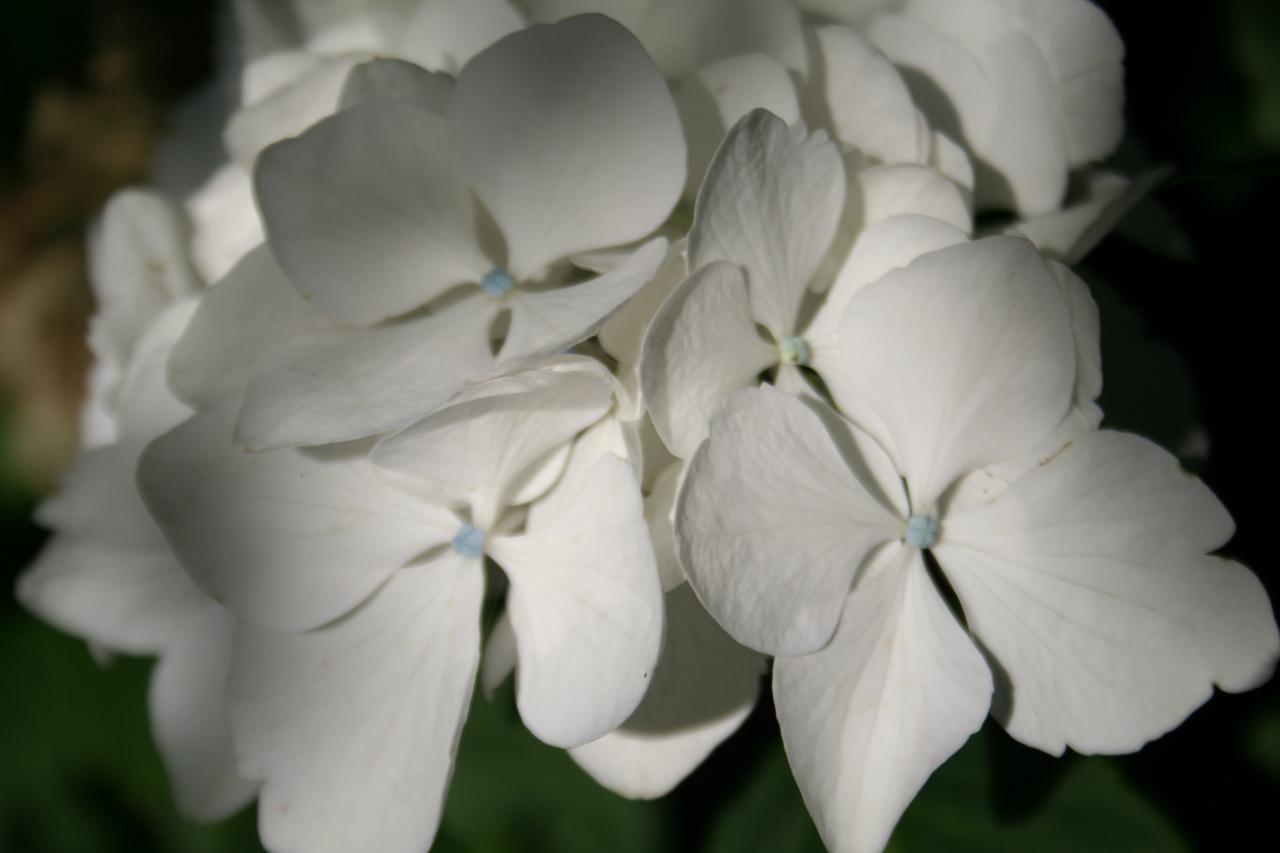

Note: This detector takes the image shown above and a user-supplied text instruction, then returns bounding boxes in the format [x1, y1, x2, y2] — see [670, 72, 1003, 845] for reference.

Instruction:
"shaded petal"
[837, 237, 1075, 506]
[450, 15, 684, 275]
[856, 163, 972, 236]
[371, 368, 612, 530]
[805, 214, 969, 348]
[674, 53, 800, 199]
[570, 584, 764, 798]
[338, 58, 455, 111]
[187, 164, 262, 283]
[149, 603, 257, 821]
[84, 190, 201, 445]
[645, 463, 686, 592]
[488, 454, 663, 748]
[774, 546, 992, 853]
[501, 238, 668, 362]
[17, 536, 204, 656]
[813, 25, 926, 164]
[224, 56, 359, 167]
[231, 556, 483, 853]
[255, 101, 491, 326]
[524, 0, 805, 85]
[235, 295, 498, 450]
[1007, 170, 1167, 265]
[640, 262, 776, 460]
[371, 0, 524, 73]
[939, 430, 1279, 755]
[678, 387, 903, 656]
[170, 246, 333, 411]
[138, 405, 456, 632]
[689, 110, 844, 337]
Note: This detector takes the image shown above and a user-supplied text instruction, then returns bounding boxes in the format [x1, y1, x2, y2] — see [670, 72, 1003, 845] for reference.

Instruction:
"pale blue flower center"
[452, 523, 486, 559]
[481, 267, 515, 298]
[905, 515, 940, 549]
[778, 335, 811, 366]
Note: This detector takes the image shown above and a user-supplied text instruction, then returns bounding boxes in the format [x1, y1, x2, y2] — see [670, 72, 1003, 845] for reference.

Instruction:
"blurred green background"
[1, 1, 1278, 851]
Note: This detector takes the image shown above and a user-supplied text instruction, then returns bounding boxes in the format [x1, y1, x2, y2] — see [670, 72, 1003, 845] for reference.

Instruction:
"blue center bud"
[778, 335, 811, 366]
[904, 515, 940, 549]
[451, 523, 486, 559]
[481, 267, 515, 298]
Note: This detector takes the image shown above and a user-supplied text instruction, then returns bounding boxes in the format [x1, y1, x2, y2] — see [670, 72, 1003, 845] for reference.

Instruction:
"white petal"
[371, 0, 524, 73]
[813, 25, 925, 164]
[35, 438, 165, 552]
[525, 0, 805, 80]
[640, 262, 777, 460]
[187, 164, 263, 283]
[1003, 0, 1125, 164]
[500, 238, 669, 363]
[84, 190, 201, 445]
[231, 556, 483, 853]
[224, 56, 358, 167]
[689, 110, 844, 337]
[856, 163, 972, 236]
[774, 546, 992, 853]
[138, 405, 456, 632]
[570, 584, 763, 798]
[255, 101, 492, 325]
[450, 14, 684, 276]
[112, 300, 197, 440]
[234, 295, 498, 450]
[488, 454, 663, 748]
[371, 368, 613, 530]
[169, 245, 333, 411]
[939, 430, 1279, 755]
[480, 608, 518, 698]
[805, 214, 969, 349]
[599, 238, 689, 417]
[1008, 170, 1167, 265]
[678, 386, 903, 656]
[17, 536, 205, 656]
[674, 53, 800, 199]
[645, 463, 686, 592]
[149, 603, 257, 821]
[837, 237, 1075, 506]
[338, 58, 455, 111]
[973, 30, 1070, 215]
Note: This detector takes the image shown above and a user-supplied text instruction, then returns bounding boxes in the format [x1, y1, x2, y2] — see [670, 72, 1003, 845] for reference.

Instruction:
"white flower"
[677, 237, 1278, 852]
[229, 14, 684, 450]
[137, 362, 664, 853]
[641, 108, 970, 458]
[18, 190, 254, 821]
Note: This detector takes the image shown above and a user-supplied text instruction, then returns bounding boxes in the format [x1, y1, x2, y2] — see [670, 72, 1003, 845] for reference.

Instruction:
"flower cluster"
[18, 2, 1278, 852]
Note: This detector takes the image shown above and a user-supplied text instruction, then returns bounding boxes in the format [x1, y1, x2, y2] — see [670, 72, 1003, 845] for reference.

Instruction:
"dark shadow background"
[1, 1, 1277, 850]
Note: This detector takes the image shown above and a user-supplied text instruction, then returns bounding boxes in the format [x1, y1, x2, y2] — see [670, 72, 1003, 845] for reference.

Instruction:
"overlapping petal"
[837, 237, 1075, 506]
[371, 368, 613, 530]
[689, 110, 844, 337]
[169, 246, 333, 411]
[139, 405, 457, 632]
[488, 453, 663, 748]
[569, 584, 763, 798]
[234, 295, 498, 450]
[149, 603, 257, 821]
[774, 546, 992, 853]
[679, 387, 904, 656]
[231, 556, 483, 853]
[255, 101, 492, 325]
[640, 262, 776, 459]
[938, 431, 1279, 755]
[449, 14, 684, 276]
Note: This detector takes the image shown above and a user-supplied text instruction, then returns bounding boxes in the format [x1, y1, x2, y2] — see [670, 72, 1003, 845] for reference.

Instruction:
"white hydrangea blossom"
[16, 3, 1278, 853]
